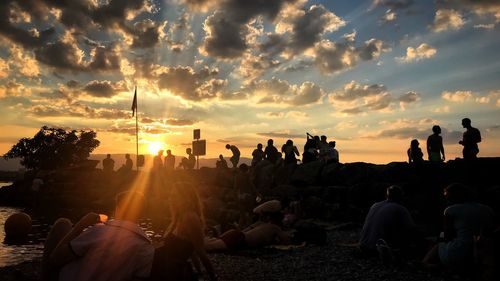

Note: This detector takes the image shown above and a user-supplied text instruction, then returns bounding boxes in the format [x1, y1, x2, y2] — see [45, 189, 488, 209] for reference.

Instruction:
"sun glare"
[148, 141, 165, 155]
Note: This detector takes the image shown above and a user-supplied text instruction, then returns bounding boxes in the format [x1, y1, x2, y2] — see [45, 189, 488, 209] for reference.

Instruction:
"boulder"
[4, 212, 32, 238]
[290, 160, 324, 187]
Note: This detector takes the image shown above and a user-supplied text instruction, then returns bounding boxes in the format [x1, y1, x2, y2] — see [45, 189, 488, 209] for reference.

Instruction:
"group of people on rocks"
[408, 118, 482, 163]
[102, 154, 133, 173]
[220, 133, 340, 170]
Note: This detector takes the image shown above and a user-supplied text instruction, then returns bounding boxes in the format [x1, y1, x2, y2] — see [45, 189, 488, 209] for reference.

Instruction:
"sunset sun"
[148, 141, 165, 155]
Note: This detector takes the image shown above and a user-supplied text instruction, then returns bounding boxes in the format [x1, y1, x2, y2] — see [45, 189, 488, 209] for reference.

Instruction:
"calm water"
[0, 206, 47, 267]
[0, 181, 162, 268]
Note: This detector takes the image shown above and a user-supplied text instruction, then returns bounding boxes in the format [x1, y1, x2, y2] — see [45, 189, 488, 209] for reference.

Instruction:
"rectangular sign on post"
[193, 129, 200, 140]
[192, 140, 206, 156]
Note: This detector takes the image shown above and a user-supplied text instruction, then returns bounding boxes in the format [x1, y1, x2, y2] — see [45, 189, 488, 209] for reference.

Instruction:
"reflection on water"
[0, 206, 47, 267]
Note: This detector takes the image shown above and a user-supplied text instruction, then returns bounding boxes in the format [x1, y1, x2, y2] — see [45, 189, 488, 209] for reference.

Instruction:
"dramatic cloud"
[248, 78, 324, 106]
[165, 119, 196, 126]
[431, 9, 465, 32]
[83, 80, 128, 98]
[0, 58, 9, 79]
[157, 66, 224, 101]
[329, 81, 419, 114]
[397, 43, 437, 62]
[437, 0, 500, 24]
[442, 90, 473, 102]
[313, 38, 389, 74]
[9, 46, 40, 77]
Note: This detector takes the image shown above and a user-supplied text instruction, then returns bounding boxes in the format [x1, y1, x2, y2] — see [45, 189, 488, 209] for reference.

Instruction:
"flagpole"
[135, 86, 139, 172]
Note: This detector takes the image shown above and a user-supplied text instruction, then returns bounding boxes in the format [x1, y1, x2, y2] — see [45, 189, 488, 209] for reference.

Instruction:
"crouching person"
[42, 191, 153, 281]
[359, 185, 419, 258]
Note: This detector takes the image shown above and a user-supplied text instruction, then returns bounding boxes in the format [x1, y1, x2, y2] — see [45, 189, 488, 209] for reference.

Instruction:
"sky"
[0, 0, 499, 164]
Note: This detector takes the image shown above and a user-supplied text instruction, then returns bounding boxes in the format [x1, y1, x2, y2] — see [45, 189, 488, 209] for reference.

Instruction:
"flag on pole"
[131, 87, 137, 117]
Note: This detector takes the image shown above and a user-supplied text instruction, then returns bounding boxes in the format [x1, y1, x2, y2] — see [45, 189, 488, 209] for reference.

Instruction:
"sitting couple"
[42, 183, 217, 281]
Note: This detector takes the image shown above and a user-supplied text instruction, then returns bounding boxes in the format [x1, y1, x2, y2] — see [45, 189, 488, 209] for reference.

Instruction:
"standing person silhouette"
[225, 144, 240, 168]
[281, 140, 300, 165]
[264, 139, 279, 164]
[251, 143, 264, 167]
[153, 150, 164, 171]
[459, 118, 481, 160]
[427, 125, 445, 162]
[164, 150, 175, 172]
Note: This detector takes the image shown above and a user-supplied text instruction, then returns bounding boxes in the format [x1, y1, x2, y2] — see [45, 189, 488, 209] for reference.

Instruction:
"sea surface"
[0, 205, 46, 267]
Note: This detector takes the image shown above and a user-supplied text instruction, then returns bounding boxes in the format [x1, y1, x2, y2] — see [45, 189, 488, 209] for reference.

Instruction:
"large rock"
[290, 160, 324, 187]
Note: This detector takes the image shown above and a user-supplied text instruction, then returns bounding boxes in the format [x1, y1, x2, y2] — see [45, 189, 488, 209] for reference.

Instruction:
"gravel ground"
[0, 227, 466, 281]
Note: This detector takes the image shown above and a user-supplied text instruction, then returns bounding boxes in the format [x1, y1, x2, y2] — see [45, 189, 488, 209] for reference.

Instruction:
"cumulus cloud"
[441, 90, 473, 102]
[329, 81, 419, 114]
[9, 45, 40, 77]
[83, 80, 128, 98]
[0, 58, 9, 79]
[430, 9, 465, 32]
[157, 66, 224, 101]
[437, 0, 500, 25]
[380, 9, 397, 24]
[313, 38, 390, 74]
[247, 77, 324, 106]
[397, 43, 437, 62]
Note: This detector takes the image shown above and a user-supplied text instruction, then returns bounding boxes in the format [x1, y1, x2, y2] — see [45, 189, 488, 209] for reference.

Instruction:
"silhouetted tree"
[3, 126, 100, 170]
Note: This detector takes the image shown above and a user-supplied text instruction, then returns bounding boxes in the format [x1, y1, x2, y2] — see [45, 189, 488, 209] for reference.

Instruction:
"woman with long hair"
[149, 182, 216, 281]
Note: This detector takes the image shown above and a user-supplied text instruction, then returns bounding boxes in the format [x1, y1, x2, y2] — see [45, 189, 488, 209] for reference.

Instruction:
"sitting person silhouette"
[326, 141, 339, 164]
[427, 125, 445, 162]
[215, 154, 228, 169]
[459, 118, 481, 160]
[359, 186, 418, 255]
[407, 139, 424, 163]
[102, 154, 115, 172]
[423, 183, 495, 273]
[178, 148, 196, 170]
[117, 154, 133, 173]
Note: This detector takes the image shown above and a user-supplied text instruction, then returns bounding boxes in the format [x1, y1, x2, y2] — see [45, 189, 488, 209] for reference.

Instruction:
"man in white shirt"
[43, 191, 154, 281]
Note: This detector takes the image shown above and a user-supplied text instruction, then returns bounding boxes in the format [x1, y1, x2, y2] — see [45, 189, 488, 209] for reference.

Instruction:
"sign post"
[192, 129, 206, 169]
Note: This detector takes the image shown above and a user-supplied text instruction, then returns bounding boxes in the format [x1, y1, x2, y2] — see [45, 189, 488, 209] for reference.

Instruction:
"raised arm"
[49, 213, 100, 267]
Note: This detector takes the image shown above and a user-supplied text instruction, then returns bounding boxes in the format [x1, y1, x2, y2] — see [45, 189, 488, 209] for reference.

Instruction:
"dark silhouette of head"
[329, 141, 336, 148]
[432, 125, 441, 134]
[444, 183, 475, 205]
[157, 150, 163, 156]
[225, 144, 231, 149]
[386, 185, 403, 203]
[257, 143, 263, 149]
[239, 163, 249, 173]
[186, 148, 192, 155]
[320, 135, 327, 142]
[286, 139, 293, 146]
[106, 154, 111, 158]
[462, 118, 471, 128]
[125, 154, 130, 159]
[267, 139, 274, 146]
[410, 139, 419, 149]
[314, 136, 320, 143]
[167, 149, 172, 155]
